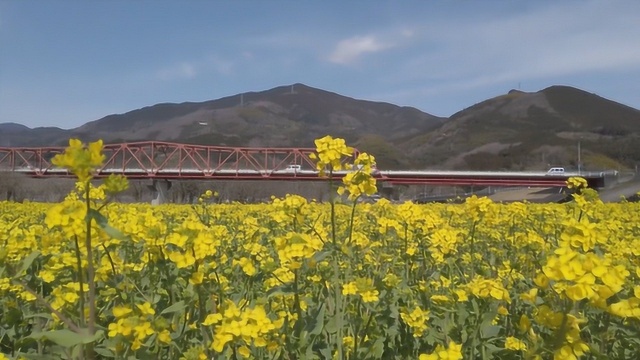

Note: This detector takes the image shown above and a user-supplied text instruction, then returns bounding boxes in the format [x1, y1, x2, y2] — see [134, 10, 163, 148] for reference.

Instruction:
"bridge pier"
[150, 179, 172, 205]
[379, 182, 400, 201]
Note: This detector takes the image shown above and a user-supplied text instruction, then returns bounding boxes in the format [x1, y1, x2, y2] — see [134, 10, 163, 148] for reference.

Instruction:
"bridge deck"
[1, 167, 603, 187]
[0, 142, 610, 188]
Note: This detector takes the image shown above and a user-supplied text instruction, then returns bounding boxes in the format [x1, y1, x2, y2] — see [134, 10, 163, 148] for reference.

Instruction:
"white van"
[546, 167, 565, 175]
[285, 164, 302, 172]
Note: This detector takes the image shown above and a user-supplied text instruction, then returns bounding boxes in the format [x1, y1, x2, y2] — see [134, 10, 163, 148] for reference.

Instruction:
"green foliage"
[355, 134, 407, 169]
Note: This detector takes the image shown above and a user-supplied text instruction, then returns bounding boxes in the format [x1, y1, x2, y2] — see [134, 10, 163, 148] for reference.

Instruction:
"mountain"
[401, 86, 640, 170]
[1, 84, 639, 170]
[0, 123, 68, 147]
[0, 122, 30, 134]
[68, 84, 444, 149]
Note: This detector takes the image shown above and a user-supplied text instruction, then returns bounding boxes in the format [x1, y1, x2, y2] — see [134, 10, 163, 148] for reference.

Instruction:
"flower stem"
[84, 181, 97, 360]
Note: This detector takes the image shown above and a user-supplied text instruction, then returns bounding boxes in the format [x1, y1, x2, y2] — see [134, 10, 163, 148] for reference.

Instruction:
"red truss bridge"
[0, 141, 606, 188]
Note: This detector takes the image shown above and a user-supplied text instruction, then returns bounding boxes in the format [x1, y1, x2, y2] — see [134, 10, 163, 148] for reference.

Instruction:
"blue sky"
[1, 1, 640, 129]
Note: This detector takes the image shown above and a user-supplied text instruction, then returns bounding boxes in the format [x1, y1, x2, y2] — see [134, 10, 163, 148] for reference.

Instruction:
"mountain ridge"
[2, 83, 639, 171]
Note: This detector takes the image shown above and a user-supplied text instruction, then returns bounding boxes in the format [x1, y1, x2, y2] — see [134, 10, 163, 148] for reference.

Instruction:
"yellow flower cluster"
[341, 277, 380, 303]
[275, 232, 323, 270]
[465, 276, 511, 303]
[104, 173, 129, 194]
[309, 135, 355, 175]
[107, 302, 170, 351]
[43, 179, 130, 240]
[271, 193, 311, 227]
[198, 189, 218, 203]
[400, 306, 430, 337]
[44, 198, 87, 238]
[49, 282, 87, 312]
[202, 300, 281, 353]
[541, 246, 629, 303]
[504, 336, 527, 351]
[51, 138, 105, 181]
[428, 226, 460, 263]
[609, 286, 640, 317]
[566, 176, 588, 190]
[338, 153, 378, 200]
[533, 305, 590, 359]
[419, 341, 463, 360]
[3, 138, 640, 358]
[464, 194, 493, 222]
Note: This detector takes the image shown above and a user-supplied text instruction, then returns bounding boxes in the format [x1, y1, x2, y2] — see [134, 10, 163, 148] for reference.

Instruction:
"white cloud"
[206, 55, 234, 75]
[329, 35, 390, 65]
[242, 51, 254, 60]
[154, 54, 238, 82]
[401, 29, 414, 38]
[382, 0, 640, 93]
[471, 2, 640, 80]
[247, 31, 315, 49]
[156, 62, 197, 81]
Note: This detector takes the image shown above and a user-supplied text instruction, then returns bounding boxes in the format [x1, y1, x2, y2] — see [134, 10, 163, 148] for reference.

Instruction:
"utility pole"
[578, 140, 581, 175]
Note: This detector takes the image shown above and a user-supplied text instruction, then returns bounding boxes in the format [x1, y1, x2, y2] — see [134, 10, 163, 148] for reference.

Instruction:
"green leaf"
[460, 328, 469, 344]
[483, 343, 503, 357]
[87, 209, 128, 240]
[456, 303, 470, 326]
[312, 250, 331, 263]
[22, 313, 54, 320]
[385, 323, 399, 338]
[160, 300, 186, 315]
[13, 250, 41, 278]
[325, 316, 339, 334]
[266, 283, 295, 298]
[306, 303, 325, 336]
[29, 329, 104, 348]
[480, 323, 501, 339]
[368, 337, 385, 358]
[303, 343, 315, 360]
[12, 353, 57, 360]
[470, 298, 480, 315]
[4, 307, 23, 325]
[93, 347, 116, 358]
[480, 308, 498, 325]
[318, 347, 332, 360]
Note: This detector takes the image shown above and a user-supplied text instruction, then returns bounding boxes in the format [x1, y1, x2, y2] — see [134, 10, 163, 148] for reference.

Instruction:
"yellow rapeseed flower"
[400, 307, 430, 337]
[505, 336, 527, 351]
[566, 177, 588, 190]
[310, 135, 355, 175]
[113, 305, 133, 318]
[51, 139, 106, 182]
[136, 302, 156, 316]
[419, 341, 463, 360]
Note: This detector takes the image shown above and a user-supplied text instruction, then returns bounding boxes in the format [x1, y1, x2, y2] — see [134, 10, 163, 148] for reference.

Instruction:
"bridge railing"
[0, 141, 360, 178]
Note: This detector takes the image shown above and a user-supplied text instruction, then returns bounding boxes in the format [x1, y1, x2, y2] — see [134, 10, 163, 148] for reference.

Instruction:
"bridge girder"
[0, 142, 606, 188]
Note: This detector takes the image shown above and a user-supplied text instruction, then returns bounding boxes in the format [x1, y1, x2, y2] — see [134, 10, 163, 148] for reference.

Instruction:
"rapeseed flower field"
[0, 136, 639, 359]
